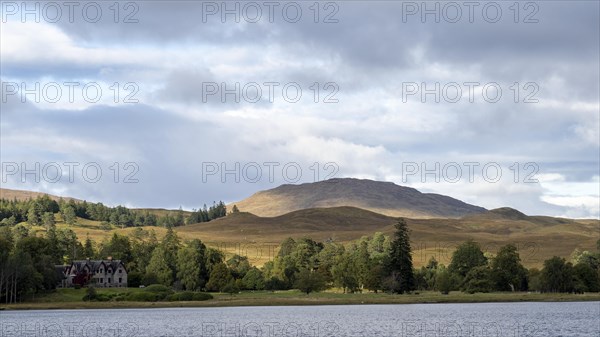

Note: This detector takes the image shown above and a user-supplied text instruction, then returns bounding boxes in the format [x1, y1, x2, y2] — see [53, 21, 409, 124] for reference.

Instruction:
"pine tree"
[174, 207, 185, 226]
[176, 246, 201, 291]
[41, 212, 55, 229]
[83, 235, 95, 259]
[26, 203, 42, 226]
[161, 225, 180, 279]
[46, 223, 62, 263]
[386, 218, 415, 293]
[62, 205, 77, 225]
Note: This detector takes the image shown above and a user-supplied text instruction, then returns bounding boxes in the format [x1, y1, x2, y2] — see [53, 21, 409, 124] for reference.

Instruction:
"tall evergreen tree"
[83, 235, 95, 259]
[62, 205, 77, 225]
[161, 225, 180, 280]
[386, 218, 415, 293]
[176, 246, 202, 290]
[45, 223, 61, 263]
[41, 212, 55, 229]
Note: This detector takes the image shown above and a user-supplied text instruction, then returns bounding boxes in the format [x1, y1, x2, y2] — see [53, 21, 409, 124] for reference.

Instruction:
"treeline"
[100, 219, 600, 295]
[187, 201, 227, 223]
[1, 218, 598, 303]
[0, 221, 227, 303]
[0, 223, 80, 303]
[414, 240, 600, 294]
[0, 195, 228, 228]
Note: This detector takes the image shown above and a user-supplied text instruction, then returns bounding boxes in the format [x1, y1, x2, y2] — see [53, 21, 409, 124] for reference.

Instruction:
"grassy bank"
[2, 288, 599, 310]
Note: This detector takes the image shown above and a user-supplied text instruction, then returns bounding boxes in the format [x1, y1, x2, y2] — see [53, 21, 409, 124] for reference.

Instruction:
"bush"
[120, 289, 212, 302]
[167, 291, 213, 302]
[168, 291, 194, 301]
[264, 277, 287, 291]
[191, 292, 213, 301]
[127, 271, 143, 288]
[144, 284, 172, 293]
[114, 294, 127, 302]
[82, 286, 97, 301]
[222, 281, 240, 295]
[123, 292, 160, 302]
[95, 293, 111, 302]
[435, 269, 452, 295]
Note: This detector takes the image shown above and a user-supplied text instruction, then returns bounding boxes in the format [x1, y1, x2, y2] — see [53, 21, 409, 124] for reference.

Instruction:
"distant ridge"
[230, 178, 486, 218]
[0, 188, 188, 216]
[0, 188, 81, 202]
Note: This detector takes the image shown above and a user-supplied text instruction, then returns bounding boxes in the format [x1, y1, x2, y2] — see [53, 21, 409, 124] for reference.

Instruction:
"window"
[100, 278, 103, 283]
[119, 278, 122, 283]
[119, 269, 122, 273]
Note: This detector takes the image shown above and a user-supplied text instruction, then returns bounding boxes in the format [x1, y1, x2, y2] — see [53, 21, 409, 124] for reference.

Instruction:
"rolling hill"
[180, 206, 598, 267]
[230, 178, 486, 218]
[3, 184, 597, 268]
[0, 188, 190, 217]
[0, 188, 81, 202]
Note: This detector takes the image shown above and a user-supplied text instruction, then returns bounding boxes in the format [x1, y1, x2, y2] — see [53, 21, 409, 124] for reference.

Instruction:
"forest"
[0, 195, 227, 228]
[0, 196, 599, 304]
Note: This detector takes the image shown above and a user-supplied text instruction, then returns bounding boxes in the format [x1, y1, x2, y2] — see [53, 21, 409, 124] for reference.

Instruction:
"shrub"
[95, 293, 111, 302]
[169, 291, 194, 301]
[435, 269, 452, 295]
[82, 286, 97, 301]
[264, 277, 287, 291]
[123, 292, 160, 302]
[191, 292, 213, 301]
[142, 284, 173, 300]
[114, 294, 126, 302]
[167, 291, 213, 302]
[144, 284, 172, 293]
[221, 281, 240, 295]
[127, 271, 143, 288]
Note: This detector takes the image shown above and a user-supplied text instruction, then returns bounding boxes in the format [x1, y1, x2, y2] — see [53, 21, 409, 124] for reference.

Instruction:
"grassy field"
[3, 288, 599, 310]
[5, 186, 599, 269]
[20, 205, 599, 268]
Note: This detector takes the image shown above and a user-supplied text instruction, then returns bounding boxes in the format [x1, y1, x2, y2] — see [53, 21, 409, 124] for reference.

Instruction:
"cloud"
[1, 1, 598, 218]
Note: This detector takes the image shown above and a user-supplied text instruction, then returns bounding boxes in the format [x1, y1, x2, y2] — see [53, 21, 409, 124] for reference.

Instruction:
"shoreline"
[3, 291, 600, 310]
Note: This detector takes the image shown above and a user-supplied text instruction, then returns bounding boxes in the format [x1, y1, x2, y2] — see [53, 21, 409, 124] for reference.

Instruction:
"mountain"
[229, 178, 486, 218]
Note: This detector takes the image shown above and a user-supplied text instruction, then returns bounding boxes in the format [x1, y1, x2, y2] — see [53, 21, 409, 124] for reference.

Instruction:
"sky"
[1, 1, 599, 218]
